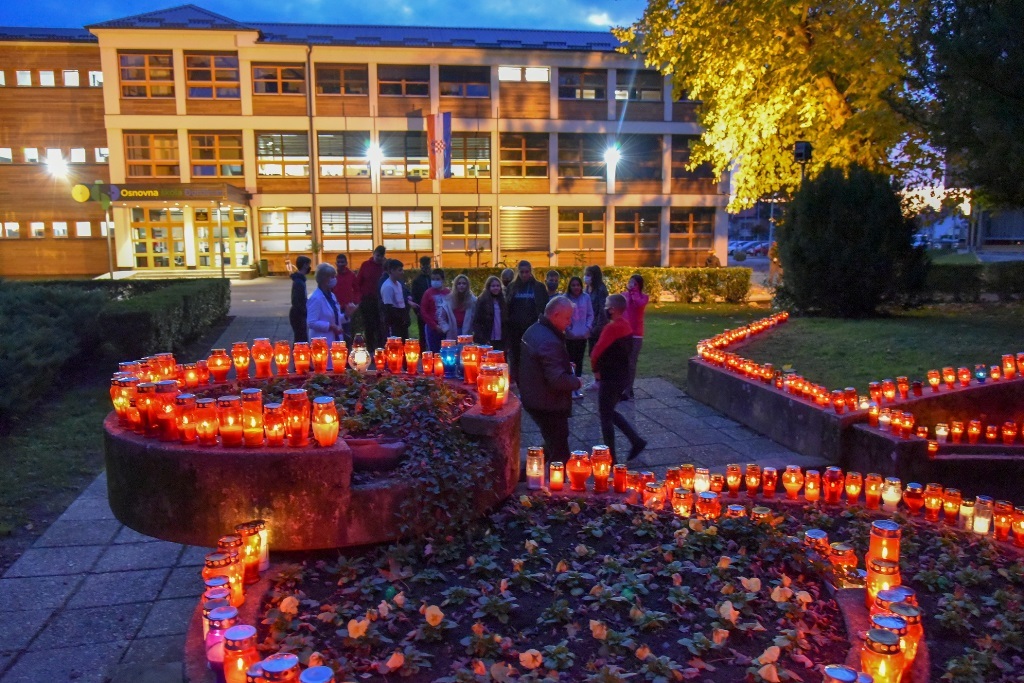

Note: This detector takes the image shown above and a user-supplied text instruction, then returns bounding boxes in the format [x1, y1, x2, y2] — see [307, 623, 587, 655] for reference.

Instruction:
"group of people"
[287, 248, 651, 464]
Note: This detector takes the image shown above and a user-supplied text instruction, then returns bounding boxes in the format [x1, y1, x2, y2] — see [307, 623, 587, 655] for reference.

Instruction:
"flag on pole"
[426, 111, 452, 180]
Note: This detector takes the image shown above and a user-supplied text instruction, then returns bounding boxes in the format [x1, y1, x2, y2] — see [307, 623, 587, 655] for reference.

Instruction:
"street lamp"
[604, 146, 621, 193]
[793, 141, 813, 183]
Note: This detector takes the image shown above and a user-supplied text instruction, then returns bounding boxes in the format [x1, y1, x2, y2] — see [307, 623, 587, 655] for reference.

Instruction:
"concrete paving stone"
[718, 426, 762, 442]
[702, 416, 741, 429]
[137, 597, 199, 637]
[643, 409, 709, 432]
[682, 443, 746, 467]
[754, 454, 832, 471]
[0, 575, 82, 611]
[69, 568, 172, 609]
[635, 378, 685, 398]
[119, 635, 186, 665]
[2, 641, 126, 683]
[94, 542, 183, 573]
[113, 526, 162, 544]
[4, 546, 104, 578]
[659, 394, 707, 409]
[158, 566, 204, 600]
[632, 398, 665, 413]
[676, 428, 732, 446]
[638, 430, 683, 450]
[630, 447, 686, 468]
[81, 472, 109, 498]
[727, 437, 801, 458]
[58, 496, 116, 522]
[0, 609, 55, 653]
[177, 546, 213, 567]
[109, 661, 185, 683]
[35, 519, 122, 548]
[31, 603, 147, 650]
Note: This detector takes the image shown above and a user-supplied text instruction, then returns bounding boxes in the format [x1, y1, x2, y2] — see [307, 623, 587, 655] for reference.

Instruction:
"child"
[622, 273, 649, 400]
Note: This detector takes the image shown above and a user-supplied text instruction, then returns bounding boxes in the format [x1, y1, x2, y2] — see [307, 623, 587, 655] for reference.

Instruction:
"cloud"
[587, 12, 613, 26]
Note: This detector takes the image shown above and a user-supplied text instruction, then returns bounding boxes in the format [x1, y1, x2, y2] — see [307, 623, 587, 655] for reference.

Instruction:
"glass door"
[194, 207, 250, 268]
[131, 207, 185, 268]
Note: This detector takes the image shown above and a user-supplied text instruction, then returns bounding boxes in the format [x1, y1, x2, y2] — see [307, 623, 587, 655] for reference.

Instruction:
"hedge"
[925, 262, 1024, 301]
[448, 266, 752, 304]
[96, 279, 231, 360]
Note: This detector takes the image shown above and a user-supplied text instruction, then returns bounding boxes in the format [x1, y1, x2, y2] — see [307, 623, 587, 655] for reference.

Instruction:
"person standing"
[356, 245, 386, 350]
[380, 259, 412, 340]
[584, 264, 609, 390]
[505, 260, 548, 383]
[410, 255, 433, 350]
[418, 268, 450, 352]
[288, 255, 312, 343]
[519, 297, 583, 463]
[472, 275, 507, 349]
[564, 276, 593, 398]
[307, 263, 356, 344]
[332, 254, 358, 343]
[622, 273, 650, 400]
[440, 274, 475, 339]
[591, 294, 646, 461]
[544, 270, 561, 297]
[500, 268, 515, 291]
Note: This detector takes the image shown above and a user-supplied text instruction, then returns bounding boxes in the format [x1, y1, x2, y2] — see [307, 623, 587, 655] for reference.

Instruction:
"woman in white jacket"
[307, 263, 355, 343]
[437, 274, 476, 339]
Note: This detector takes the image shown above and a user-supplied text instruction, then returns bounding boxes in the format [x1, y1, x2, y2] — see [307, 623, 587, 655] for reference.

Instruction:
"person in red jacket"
[591, 294, 646, 461]
[332, 253, 358, 344]
[355, 246, 386, 351]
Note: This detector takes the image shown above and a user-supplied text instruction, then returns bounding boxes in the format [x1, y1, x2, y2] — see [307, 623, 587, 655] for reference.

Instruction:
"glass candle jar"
[950, 420, 965, 443]
[234, 521, 262, 585]
[994, 500, 1014, 541]
[273, 340, 291, 376]
[208, 348, 232, 383]
[872, 587, 909, 616]
[175, 393, 197, 444]
[878, 409, 892, 432]
[695, 491, 721, 519]
[348, 335, 370, 372]
[709, 473, 725, 493]
[865, 558, 901, 610]
[927, 369, 941, 392]
[985, 424, 999, 443]
[261, 653, 301, 683]
[940, 488, 961, 524]
[679, 464, 696, 491]
[241, 388, 264, 448]
[204, 551, 244, 607]
[830, 390, 846, 414]
[881, 378, 896, 403]
[567, 450, 592, 492]
[671, 488, 694, 517]
[744, 464, 761, 499]
[439, 339, 458, 377]
[693, 467, 711, 494]
[888, 601, 923, 678]
[591, 445, 613, 493]
[461, 344, 480, 384]
[725, 504, 746, 518]
[804, 469, 821, 503]
[829, 542, 857, 585]
[942, 366, 956, 389]
[402, 338, 420, 376]
[760, 467, 778, 499]
[135, 382, 158, 438]
[548, 462, 564, 492]
[217, 396, 244, 448]
[860, 629, 905, 683]
[968, 420, 982, 444]
[264, 403, 285, 447]
[867, 401, 880, 427]
[822, 466, 844, 504]
[957, 366, 971, 387]
[867, 519, 901, 564]
[923, 483, 944, 522]
[223, 624, 259, 683]
[974, 495, 994, 534]
[844, 471, 863, 505]
[901, 482, 924, 516]
[725, 464, 741, 498]
[975, 363, 988, 382]
[202, 595, 230, 640]
[205, 605, 239, 678]
[251, 338, 273, 379]
[282, 389, 310, 447]
[151, 380, 179, 442]
[664, 467, 681, 492]
[299, 666, 336, 683]
[292, 342, 313, 375]
[869, 381, 882, 403]
[525, 447, 545, 490]
[870, 615, 909, 667]
[881, 477, 902, 512]
[778, 465, 803, 500]
[195, 398, 219, 446]
[934, 422, 949, 442]
[643, 482, 665, 510]
[613, 464, 628, 494]
[385, 337, 404, 374]
[420, 351, 434, 376]
[822, 665, 858, 683]
[477, 364, 501, 415]
[311, 396, 340, 447]
[1003, 421, 1019, 445]
[750, 506, 771, 522]
[959, 499, 976, 530]
[310, 337, 329, 374]
[328, 340, 348, 374]
[626, 470, 641, 492]
[231, 342, 251, 380]
[804, 528, 829, 554]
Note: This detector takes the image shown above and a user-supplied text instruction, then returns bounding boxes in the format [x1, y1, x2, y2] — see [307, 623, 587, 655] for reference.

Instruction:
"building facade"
[0, 5, 728, 278]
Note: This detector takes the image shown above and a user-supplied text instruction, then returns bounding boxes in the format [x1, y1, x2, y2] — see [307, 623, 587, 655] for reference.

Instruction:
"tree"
[776, 165, 927, 317]
[614, 0, 935, 209]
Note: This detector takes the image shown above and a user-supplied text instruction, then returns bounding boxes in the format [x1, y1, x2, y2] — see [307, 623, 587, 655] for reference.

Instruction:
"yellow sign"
[71, 184, 91, 203]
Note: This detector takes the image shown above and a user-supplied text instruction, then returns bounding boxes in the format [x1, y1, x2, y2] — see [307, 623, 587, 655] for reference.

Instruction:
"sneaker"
[627, 438, 648, 461]
[572, 390, 584, 399]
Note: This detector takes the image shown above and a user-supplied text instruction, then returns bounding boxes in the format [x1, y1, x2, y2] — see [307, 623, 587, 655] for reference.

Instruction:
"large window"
[558, 134, 605, 179]
[558, 208, 605, 250]
[258, 209, 312, 253]
[124, 133, 180, 178]
[442, 209, 491, 252]
[185, 53, 240, 99]
[439, 66, 490, 98]
[2, 222, 19, 239]
[253, 64, 306, 95]
[558, 68, 606, 100]
[321, 208, 373, 252]
[378, 65, 429, 97]
[671, 135, 715, 179]
[318, 132, 371, 178]
[499, 133, 548, 178]
[615, 207, 661, 250]
[382, 209, 432, 252]
[379, 132, 428, 178]
[315, 65, 368, 95]
[119, 52, 174, 98]
[190, 133, 244, 178]
[497, 66, 549, 83]
[670, 208, 715, 249]
[450, 133, 490, 178]
[617, 135, 663, 181]
[256, 133, 309, 177]
[615, 70, 663, 102]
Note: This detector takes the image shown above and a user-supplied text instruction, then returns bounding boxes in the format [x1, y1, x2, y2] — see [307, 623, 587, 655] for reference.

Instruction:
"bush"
[924, 263, 984, 302]
[97, 279, 230, 360]
[777, 165, 928, 317]
[985, 261, 1024, 300]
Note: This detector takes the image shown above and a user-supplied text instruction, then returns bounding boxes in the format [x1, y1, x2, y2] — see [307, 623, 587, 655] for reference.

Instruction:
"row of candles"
[202, 522, 336, 683]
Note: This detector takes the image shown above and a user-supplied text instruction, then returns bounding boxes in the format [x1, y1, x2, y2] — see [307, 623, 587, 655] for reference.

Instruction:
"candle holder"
[863, 472, 882, 509]
[695, 491, 721, 519]
[869, 381, 881, 403]
[760, 466, 777, 499]
[311, 396, 340, 447]
[231, 342, 251, 381]
[251, 338, 273, 378]
[804, 469, 821, 503]
[331, 340, 349, 373]
[725, 504, 746, 518]
[263, 403, 285, 447]
[273, 341, 291, 376]
[195, 398, 219, 446]
[942, 366, 956, 389]
[175, 393, 197, 444]
[217, 396, 244, 448]
[725, 463, 741, 498]
[959, 499, 976, 530]
[1003, 421, 1018, 445]
[567, 450, 592, 492]
[744, 464, 761, 499]
[823, 466, 844, 505]
[957, 366, 971, 387]
[942, 488, 961, 524]
[950, 420, 964, 443]
[591, 445, 612, 493]
[421, 351, 434, 376]
[844, 471, 862, 505]
[694, 467, 711, 494]
[679, 464, 696, 491]
[804, 528, 829, 553]
[403, 339, 420, 375]
[293, 342, 311, 375]
[208, 349, 232, 383]
[867, 402, 879, 427]
[439, 339, 458, 378]
[348, 334, 370, 372]
[477, 364, 501, 415]
[613, 464, 627, 493]
[968, 420, 982, 444]
[526, 447, 545, 490]
[923, 483, 943, 522]
[1012, 506, 1024, 548]
[974, 495, 993, 534]
[975, 363, 988, 383]
[865, 557, 901, 610]
[385, 337, 404, 374]
[934, 422, 949, 442]
[240, 388, 263, 448]
[881, 379, 896, 403]
[671, 488, 694, 516]
[902, 482, 924, 516]
[860, 628, 904, 683]
[881, 477, 902, 513]
[461, 343, 480, 385]
[154, 380, 179, 442]
[223, 624, 259, 683]
[888, 601, 923, 678]
[781, 465, 803, 500]
[310, 337, 329, 374]
[994, 500, 1014, 541]
[205, 605, 239, 674]
[234, 521, 262, 585]
[549, 462, 565, 491]
[282, 389, 310, 447]
[985, 424, 999, 443]
[927, 369, 940, 392]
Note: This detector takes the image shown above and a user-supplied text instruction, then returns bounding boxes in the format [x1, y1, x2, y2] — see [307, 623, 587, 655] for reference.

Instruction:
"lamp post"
[793, 141, 813, 183]
[604, 146, 621, 194]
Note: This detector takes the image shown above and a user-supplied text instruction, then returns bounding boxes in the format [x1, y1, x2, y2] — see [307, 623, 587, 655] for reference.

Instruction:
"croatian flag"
[427, 111, 452, 180]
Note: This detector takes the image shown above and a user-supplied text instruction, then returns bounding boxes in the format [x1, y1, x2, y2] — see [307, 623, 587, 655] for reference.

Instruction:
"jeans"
[524, 407, 571, 463]
[598, 382, 643, 461]
[565, 339, 587, 378]
[425, 326, 444, 354]
[289, 310, 308, 343]
[625, 336, 643, 397]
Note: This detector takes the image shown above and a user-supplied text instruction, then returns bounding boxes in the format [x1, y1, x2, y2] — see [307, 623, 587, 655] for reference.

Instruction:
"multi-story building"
[0, 5, 727, 278]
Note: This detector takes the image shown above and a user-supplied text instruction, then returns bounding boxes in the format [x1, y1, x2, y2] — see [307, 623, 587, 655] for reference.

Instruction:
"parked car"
[745, 241, 770, 256]
[729, 241, 755, 256]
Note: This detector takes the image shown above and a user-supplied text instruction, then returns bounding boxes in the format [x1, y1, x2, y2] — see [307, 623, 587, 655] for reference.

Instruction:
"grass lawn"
[927, 249, 980, 265]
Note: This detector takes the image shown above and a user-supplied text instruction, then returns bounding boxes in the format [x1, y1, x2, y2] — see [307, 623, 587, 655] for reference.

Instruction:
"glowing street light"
[603, 146, 621, 167]
[366, 142, 384, 169]
[46, 156, 69, 179]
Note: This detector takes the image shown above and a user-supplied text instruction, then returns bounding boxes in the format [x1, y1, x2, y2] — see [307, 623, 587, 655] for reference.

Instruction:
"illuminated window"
[558, 69, 606, 100]
[52, 221, 68, 238]
[63, 70, 80, 87]
[119, 51, 175, 98]
[377, 65, 429, 97]
[318, 131, 371, 178]
[321, 208, 373, 252]
[89, 71, 103, 87]
[615, 69, 663, 101]
[379, 131, 428, 178]
[70, 148, 86, 163]
[558, 208, 605, 250]
[449, 133, 490, 178]
[256, 133, 309, 177]
[439, 66, 490, 98]
[95, 148, 110, 163]
[258, 209, 312, 253]
[614, 207, 661, 250]
[669, 207, 715, 250]
[185, 53, 240, 99]
[557, 134, 605, 179]
[499, 133, 548, 178]
[2, 222, 19, 238]
[498, 66, 549, 83]
[24, 148, 39, 163]
[0, 71, 5, 86]
[30, 222, 45, 238]
[75, 221, 92, 237]
[252, 64, 306, 95]
[382, 209, 432, 252]
[46, 149, 63, 163]
[16, 71, 31, 86]
[124, 133, 180, 178]
[0, 148, 12, 163]
[315, 64, 368, 95]
[442, 209, 491, 252]
[39, 71, 55, 87]
[190, 132, 244, 178]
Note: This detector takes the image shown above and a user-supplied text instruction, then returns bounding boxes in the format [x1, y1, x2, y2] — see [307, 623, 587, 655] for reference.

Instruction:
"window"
[24, 148, 39, 163]
[16, 71, 31, 86]
[100, 220, 113, 237]
[63, 70, 80, 87]
[315, 65, 368, 95]
[185, 53, 240, 99]
[382, 209, 432, 251]
[318, 131, 371, 177]
[558, 69, 606, 100]
[46, 148, 63, 163]
[450, 133, 490, 178]
[498, 66, 549, 83]
[2, 222, 19, 238]
[52, 221, 68, 238]
[557, 134, 605, 179]
[256, 133, 309, 177]
[499, 133, 548, 178]
[671, 135, 714, 179]
[377, 65, 429, 97]
[616, 135, 663, 181]
[190, 133, 244, 177]
[119, 51, 174, 98]
[615, 70, 663, 101]
[89, 71, 103, 87]
[252, 64, 306, 95]
[439, 66, 490, 98]
[0, 148, 12, 163]
[69, 148, 86, 163]
[95, 148, 109, 163]
[39, 71, 55, 87]
[558, 208, 605, 250]
[442, 209, 491, 252]
[258, 209, 312, 253]
[124, 133, 179, 178]
[0, 71, 5, 86]
[321, 208, 373, 252]
[670, 207, 715, 249]
[75, 221, 92, 238]
[30, 222, 45, 238]
[615, 207, 661, 250]
[379, 131, 428, 178]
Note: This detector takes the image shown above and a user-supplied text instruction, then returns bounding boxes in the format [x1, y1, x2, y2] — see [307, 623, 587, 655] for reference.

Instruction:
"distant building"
[0, 5, 728, 278]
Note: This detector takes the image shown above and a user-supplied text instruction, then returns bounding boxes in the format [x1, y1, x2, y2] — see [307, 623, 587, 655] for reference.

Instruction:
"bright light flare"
[603, 147, 621, 166]
[46, 157, 69, 178]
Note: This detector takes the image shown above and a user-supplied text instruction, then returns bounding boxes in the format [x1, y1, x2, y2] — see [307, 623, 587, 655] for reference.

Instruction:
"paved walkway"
[0, 278, 824, 682]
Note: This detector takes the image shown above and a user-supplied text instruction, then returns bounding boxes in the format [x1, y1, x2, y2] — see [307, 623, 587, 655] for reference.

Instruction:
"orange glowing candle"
[902, 482, 924, 516]
[844, 471, 862, 505]
[744, 464, 761, 499]
[567, 450, 592, 492]
[293, 342, 311, 374]
[782, 465, 804, 500]
[549, 462, 564, 491]
[404, 339, 421, 375]
[263, 403, 285, 447]
[195, 398, 219, 446]
[725, 463, 741, 498]
[951, 420, 964, 443]
[804, 469, 821, 503]
[310, 337, 329, 374]
[994, 500, 1014, 542]
[251, 338, 273, 378]
[591, 445, 612, 493]
[864, 473, 882, 509]
[923, 483, 944, 521]
[231, 342, 251, 380]
[207, 349, 232, 383]
[240, 388, 263, 447]
[927, 369, 941, 392]
[942, 488, 961, 524]
[331, 340, 349, 372]
[217, 396, 244, 447]
[311, 396, 340, 447]
[273, 341, 291, 376]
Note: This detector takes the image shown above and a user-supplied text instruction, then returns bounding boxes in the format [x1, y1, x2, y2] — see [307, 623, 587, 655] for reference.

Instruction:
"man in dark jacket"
[505, 260, 549, 383]
[410, 255, 433, 349]
[519, 296, 582, 462]
[591, 294, 646, 461]
[355, 246, 386, 350]
[289, 255, 312, 342]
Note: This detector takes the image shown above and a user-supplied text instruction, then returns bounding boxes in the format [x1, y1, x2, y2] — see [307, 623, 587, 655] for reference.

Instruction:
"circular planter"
[346, 437, 407, 472]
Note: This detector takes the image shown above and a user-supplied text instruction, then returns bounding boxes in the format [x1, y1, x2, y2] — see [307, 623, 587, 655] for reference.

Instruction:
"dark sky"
[0, 0, 648, 31]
